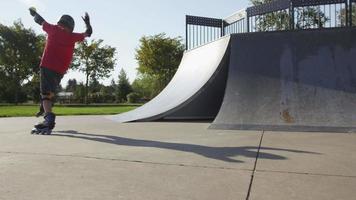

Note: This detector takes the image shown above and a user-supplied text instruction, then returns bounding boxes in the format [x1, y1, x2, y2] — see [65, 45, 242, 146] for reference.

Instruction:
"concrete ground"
[0, 116, 355, 200]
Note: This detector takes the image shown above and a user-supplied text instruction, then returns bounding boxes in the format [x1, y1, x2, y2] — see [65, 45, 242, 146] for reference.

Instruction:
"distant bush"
[127, 92, 140, 103]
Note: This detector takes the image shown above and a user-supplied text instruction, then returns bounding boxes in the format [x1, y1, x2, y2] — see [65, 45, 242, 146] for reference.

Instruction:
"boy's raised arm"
[29, 7, 45, 26]
[82, 12, 92, 37]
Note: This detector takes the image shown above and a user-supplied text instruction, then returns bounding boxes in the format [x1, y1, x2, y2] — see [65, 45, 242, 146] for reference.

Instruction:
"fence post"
[346, 0, 349, 27]
[349, 0, 353, 26]
[290, 0, 294, 30]
[246, 8, 250, 32]
[185, 16, 188, 50]
[221, 20, 225, 36]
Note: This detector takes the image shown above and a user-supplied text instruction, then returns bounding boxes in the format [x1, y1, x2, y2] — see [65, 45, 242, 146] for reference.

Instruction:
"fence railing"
[291, 0, 348, 29]
[185, 15, 223, 50]
[247, 0, 292, 32]
[352, 0, 356, 26]
[186, 0, 355, 50]
[224, 9, 248, 35]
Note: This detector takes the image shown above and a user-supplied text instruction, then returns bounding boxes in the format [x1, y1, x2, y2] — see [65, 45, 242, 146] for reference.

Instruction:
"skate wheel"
[30, 128, 52, 135]
[40, 130, 52, 135]
[46, 130, 52, 135]
[31, 128, 38, 134]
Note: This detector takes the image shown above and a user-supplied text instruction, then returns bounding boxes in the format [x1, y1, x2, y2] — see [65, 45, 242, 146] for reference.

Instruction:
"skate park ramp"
[210, 28, 356, 132]
[111, 36, 230, 122]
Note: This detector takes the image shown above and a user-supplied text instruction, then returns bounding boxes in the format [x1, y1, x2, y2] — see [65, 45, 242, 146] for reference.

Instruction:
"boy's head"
[57, 15, 75, 32]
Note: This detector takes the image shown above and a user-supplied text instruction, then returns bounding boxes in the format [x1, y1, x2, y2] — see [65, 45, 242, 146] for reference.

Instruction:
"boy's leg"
[42, 92, 55, 113]
[37, 67, 63, 131]
[40, 67, 62, 113]
[36, 96, 55, 117]
[36, 97, 45, 117]
[40, 67, 54, 115]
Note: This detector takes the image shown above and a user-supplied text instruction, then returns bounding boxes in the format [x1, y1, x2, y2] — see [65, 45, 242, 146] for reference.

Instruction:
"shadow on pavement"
[53, 130, 321, 163]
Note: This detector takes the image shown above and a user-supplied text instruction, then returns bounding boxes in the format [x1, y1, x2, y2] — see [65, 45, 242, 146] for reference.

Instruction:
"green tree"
[66, 79, 78, 92]
[109, 79, 116, 94]
[0, 21, 44, 103]
[294, 7, 329, 29]
[352, 5, 356, 26]
[22, 73, 41, 103]
[0, 71, 13, 102]
[127, 92, 140, 103]
[116, 69, 132, 103]
[250, 0, 329, 31]
[87, 78, 104, 103]
[72, 39, 116, 104]
[100, 85, 115, 103]
[89, 78, 101, 94]
[132, 74, 160, 100]
[74, 83, 86, 103]
[135, 33, 184, 94]
[340, 5, 356, 26]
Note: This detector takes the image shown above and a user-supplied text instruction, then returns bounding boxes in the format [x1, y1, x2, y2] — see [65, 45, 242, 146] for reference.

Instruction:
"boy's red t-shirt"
[40, 22, 86, 75]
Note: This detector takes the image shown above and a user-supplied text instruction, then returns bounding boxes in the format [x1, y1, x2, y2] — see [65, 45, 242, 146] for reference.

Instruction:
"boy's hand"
[29, 7, 45, 25]
[29, 7, 37, 16]
[82, 12, 90, 26]
[82, 12, 92, 37]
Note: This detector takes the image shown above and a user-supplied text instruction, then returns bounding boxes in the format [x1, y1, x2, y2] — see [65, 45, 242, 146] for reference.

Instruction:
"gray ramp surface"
[211, 28, 356, 132]
[112, 36, 230, 122]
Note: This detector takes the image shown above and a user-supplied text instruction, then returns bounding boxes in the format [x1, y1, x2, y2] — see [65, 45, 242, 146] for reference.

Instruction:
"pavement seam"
[246, 130, 265, 200]
[0, 151, 252, 172]
[255, 169, 356, 179]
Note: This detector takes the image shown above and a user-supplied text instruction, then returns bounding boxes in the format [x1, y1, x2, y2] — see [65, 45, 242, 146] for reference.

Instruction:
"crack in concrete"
[255, 169, 356, 179]
[0, 151, 250, 172]
[246, 130, 265, 200]
[2, 149, 355, 179]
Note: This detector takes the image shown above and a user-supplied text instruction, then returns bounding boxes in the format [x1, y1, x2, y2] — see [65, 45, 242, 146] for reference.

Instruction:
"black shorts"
[40, 67, 63, 95]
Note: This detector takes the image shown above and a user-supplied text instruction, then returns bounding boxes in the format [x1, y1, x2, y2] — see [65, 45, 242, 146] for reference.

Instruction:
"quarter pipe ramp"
[111, 36, 230, 122]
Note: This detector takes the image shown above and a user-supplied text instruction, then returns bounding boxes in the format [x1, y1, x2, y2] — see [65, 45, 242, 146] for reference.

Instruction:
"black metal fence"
[247, 0, 291, 32]
[185, 15, 223, 50]
[352, 0, 356, 26]
[186, 0, 356, 50]
[224, 9, 248, 35]
[294, 0, 346, 29]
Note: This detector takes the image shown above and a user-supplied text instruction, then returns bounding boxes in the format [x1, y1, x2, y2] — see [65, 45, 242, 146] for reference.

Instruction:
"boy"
[29, 7, 92, 134]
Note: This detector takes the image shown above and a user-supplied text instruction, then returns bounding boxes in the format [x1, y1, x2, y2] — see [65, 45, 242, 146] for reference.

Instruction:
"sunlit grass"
[0, 105, 139, 117]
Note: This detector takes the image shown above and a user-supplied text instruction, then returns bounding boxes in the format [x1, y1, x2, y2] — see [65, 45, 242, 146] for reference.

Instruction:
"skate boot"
[35, 101, 54, 117]
[31, 112, 56, 135]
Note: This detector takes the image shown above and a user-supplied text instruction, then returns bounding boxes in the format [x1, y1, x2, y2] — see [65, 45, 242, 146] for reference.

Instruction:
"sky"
[0, 0, 251, 87]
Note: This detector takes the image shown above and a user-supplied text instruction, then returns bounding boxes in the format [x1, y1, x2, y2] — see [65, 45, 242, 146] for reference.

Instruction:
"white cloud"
[17, 0, 46, 12]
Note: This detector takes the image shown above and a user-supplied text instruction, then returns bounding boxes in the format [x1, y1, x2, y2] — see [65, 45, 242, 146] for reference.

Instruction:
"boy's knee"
[41, 92, 54, 100]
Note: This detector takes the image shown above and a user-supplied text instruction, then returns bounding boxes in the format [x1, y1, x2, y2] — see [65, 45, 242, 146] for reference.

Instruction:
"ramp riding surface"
[112, 36, 230, 122]
[211, 28, 356, 132]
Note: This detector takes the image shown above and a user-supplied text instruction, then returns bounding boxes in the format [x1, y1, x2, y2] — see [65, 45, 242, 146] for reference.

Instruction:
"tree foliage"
[340, 5, 356, 26]
[72, 39, 117, 104]
[22, 73, 41, 103]
[250, 0, 329, 31]
[135, 33, 184, 95]
[132, 74, 160, 100]
[116, 69, 132, 103]
[0, 21, 44, 103]
[352, 5, 356, 26]
[127, 92, 140, 103]
[66, 79, 77, 92]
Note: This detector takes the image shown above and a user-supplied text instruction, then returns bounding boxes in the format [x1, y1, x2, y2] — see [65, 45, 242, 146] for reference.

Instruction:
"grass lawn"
[0, 105, 139, 117]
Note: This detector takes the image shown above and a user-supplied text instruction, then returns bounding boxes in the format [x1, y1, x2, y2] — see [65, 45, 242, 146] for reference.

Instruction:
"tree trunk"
[14, 89, 19, 105]
[14, 78, 19, 105]
[85, 73, 89, 105]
